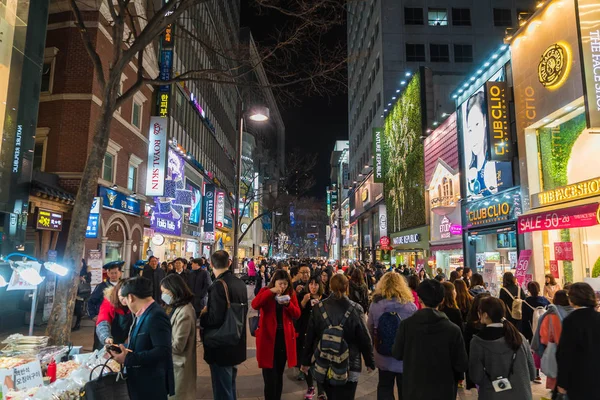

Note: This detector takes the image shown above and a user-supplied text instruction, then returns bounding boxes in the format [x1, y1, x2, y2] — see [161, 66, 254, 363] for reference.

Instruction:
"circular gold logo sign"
[538, 44, 568, 88]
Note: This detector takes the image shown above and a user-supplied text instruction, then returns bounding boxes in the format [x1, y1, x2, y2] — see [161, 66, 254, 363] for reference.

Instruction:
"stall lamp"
[44, 262, 68, 277]
[14, 265, 44, 286]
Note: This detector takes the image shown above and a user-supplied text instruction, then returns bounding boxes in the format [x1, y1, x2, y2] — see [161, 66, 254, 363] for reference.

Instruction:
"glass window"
[493, 8, 512, 27]
[452, 8, 471, 26]
[454, 44, 473, 63]
[103, 153, 114, 182]
[40, 62, 52, 93]
[428, 8, 448, 26]
[404, 7, 423, 25]
[127, 165, 137, 191]
[33, 142, 45, 171]
[132, 101, 142, 129]
[430, 44, 450, 62]
[406, 43, 426, 62]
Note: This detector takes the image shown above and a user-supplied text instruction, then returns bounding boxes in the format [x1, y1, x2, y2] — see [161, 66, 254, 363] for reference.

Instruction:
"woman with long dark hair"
[320, 269, 332, 298]
[469, 297, 535, 399]
[454, 279, 474, 323]
[543, 273, 561, 301]
[469, 273, 488, 297]
[252, 269, 301, 400]
[348, 268, 369, 312]
[464, 293, 491, 390]
[161, 274, 196, 400]
[407, 274, 422, 310]
[440, 282, 463, 330]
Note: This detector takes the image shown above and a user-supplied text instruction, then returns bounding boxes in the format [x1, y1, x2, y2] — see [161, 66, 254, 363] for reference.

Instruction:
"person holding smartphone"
[252, 269, 301, 400]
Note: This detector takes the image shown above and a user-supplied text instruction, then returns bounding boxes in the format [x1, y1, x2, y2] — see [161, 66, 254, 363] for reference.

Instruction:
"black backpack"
[375, 310, 401, 356]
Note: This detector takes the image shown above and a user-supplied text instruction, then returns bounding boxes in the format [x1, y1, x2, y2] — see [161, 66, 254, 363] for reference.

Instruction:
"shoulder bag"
[204, 280, 246, 348]
[80, 358, 128, 400]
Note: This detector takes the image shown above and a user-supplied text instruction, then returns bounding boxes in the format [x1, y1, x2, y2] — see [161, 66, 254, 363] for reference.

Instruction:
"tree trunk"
[45, 86, 116, 344]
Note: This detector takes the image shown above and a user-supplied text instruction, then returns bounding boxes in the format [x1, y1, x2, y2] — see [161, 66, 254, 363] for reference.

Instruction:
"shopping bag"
[204, 280, 246, 348]
[80, 358, 128, 400]
[249, 311, 260, 337]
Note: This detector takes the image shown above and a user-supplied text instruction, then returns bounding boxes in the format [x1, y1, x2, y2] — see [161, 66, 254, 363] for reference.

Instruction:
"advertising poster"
[151, 150, 187, 236]
[515, 250, 532, 285]
[483, 262, 499, 297]
[554, 242, 574, 261]
[461, 72, 513, 200]
[576, 0, 600, 128]
[186, 180, 202, 225]
[145, 117, 168, 196]
[88, 249, 103, 290]
[549, 260, 559, 279]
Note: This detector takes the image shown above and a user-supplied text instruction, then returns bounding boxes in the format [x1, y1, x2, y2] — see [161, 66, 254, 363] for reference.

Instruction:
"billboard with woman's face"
[461, 71, 513, 200]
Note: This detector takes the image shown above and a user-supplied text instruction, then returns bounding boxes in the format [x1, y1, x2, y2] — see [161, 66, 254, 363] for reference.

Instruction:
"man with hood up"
[392, 279, 468, 399]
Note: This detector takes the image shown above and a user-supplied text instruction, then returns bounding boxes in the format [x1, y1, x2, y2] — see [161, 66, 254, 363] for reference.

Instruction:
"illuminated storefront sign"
[86, 197, 102, 238]
[36, 209, 62, 231]
[538, 43, 571, 89]
[158, 49, 172, 117]
[100, 187, 140, 216]
[576, 0, 600, 128]
[518, 202, 600, 233]
[485, 82, 512, 161]
[392, 234, 421, 245]
[145, 117, 168, 196]
[373, 128, 384, 182]
[203, 184, 215, 233]
[215, 191, 225, 228]
[465, 188, 521, 227]
[531, 177, 600, 208]
[361, 188, 369, 203]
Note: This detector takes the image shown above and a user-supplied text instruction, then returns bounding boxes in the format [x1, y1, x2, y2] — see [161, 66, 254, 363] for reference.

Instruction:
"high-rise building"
[347, 0, 536, 184]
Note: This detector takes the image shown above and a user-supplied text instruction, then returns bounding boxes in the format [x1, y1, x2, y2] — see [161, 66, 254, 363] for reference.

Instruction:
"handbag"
[78, 280, 92, 299]
[249, 311, 260, 337]
[80, 358, 128, 400]
[541, 318, 559, 378]
[204, 280, 246, 348]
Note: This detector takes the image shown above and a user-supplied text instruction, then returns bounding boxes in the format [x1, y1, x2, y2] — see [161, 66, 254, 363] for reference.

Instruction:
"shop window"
[428, 8, 448, 26]
[127, 165, 137, 191]
[40, 62, 54, 93]
[103, 153, 114, 182]
[430, 44, 450, 62]
[452, 8, 471, 26]
[493, 8, 512, 27]
[404, 7, 423, 25]
[454, 44, 473, 63]
[406, 43, 425, 62]
[132, 101, 142, 130]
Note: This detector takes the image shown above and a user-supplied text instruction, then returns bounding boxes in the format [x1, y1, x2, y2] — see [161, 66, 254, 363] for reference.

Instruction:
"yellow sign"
[468, 203, 511, 224]
[538, 43, 571, 89]
[253, 202, 259, 218]
[532, 177, 600, 208]
[361, 188, 369, 203]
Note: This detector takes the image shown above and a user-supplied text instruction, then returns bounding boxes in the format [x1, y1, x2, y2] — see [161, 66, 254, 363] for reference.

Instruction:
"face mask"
[161, 293, 173, 305]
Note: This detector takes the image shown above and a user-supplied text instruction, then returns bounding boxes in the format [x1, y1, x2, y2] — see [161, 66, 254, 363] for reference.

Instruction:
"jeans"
[324, 381, 358, 400]
[262, 329, 287, 400]
[378, 370, 402, 400]
[209, 364, 238, 400]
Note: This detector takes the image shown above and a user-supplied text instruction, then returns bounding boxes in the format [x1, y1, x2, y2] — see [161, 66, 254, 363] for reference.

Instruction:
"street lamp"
[233, 103, 270, 270]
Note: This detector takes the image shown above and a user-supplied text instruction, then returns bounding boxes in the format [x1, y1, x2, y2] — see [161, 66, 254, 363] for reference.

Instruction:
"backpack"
[502, 286, 522, 320]
[312, 302, 356, 386]
[374, 310, 401, 356]
[524, 301, 546, 336]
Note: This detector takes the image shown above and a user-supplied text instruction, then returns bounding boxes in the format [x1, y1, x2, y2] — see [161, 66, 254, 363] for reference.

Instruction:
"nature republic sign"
[373, 128, 384, 183]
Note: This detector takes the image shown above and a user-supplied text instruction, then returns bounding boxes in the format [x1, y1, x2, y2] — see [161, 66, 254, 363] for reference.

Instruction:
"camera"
[491, 376, 512, 393]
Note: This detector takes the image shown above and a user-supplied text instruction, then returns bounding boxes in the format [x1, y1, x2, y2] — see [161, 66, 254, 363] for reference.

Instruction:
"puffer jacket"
[301, 295, 375, 373]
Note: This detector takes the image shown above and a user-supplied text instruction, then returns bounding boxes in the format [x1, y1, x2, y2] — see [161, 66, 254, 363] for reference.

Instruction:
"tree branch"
[70, 0, 106, 89]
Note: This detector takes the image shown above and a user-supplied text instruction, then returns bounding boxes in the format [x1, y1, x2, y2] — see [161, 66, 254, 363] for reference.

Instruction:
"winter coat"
[301, 295, 375, 373]
[248, 261, 256, 277]
[254, 271, 270, 296]
[521, 296, 550, 341]
[440, 306, 463, 332]
[200, 271, 248, 367]
[469, 285, 489, 297]
[367, 297, 417, 373]
[187, 269, 211, 314]
[392, 308, 468, 400]
[348, 281, 369, 312]
[95, 287, 133, 350]
[251, 287, 301, 368]
[168, 303, 197, 400]
[557, 307, 600, 400]
[142, 265, 166, 303]
[469, 326, 535, 400]
[531, 304, 574, 357]
[88, 280, 118, 319]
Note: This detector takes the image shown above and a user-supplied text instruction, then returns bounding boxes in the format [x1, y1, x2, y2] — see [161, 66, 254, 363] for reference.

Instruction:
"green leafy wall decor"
[382, 74, 425, 233]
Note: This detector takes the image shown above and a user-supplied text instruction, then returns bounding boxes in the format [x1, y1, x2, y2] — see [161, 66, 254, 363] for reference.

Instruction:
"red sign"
[518, 203, 599, 233]
[379, 236, 390, 247]
[515, 250, 532, 285]
[415, 259, 425, 272]
[549, 260, 559, 279]
[554, 242, 574, 261]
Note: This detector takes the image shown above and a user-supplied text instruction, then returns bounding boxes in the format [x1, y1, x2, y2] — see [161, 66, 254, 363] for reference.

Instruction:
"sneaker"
[297, 371, 306, 381]
[304, 387, 315, 400]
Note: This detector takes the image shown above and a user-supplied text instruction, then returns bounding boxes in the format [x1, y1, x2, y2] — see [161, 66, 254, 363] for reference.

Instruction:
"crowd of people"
[81, 253, 600, 400]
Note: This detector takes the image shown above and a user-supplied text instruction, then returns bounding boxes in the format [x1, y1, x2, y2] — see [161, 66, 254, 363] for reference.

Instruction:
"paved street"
[45, 286, 550, 399]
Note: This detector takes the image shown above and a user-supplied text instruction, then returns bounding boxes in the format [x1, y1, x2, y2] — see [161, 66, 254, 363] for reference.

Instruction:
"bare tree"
[46, 0, 345, 344]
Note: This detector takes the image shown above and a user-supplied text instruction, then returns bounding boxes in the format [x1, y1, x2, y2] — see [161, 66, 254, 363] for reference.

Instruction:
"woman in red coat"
[252, 269, 301, 400]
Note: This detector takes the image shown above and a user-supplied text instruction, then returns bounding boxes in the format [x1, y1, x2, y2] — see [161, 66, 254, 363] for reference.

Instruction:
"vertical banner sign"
[145, 117, 168, 196]
[215, 191, 225, 228]
[549, 260, 559, 279]
[373, 128, 384, 182]
[88, 250, 103, 290]
[576, 0, 600, 128]
[86, 197, 102, 238]
[485, 81, 512, 161]
[203, 184, 215, 233]
[158, 0, 174, 117]
[515, 249, 532, 285]
[326, 187, 331, 216]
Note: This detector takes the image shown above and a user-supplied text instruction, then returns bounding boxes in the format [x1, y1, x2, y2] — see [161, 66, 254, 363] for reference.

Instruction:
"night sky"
[241, 3, 348, 199]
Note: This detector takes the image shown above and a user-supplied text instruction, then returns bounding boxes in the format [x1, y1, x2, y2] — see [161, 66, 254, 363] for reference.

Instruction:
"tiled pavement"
[20, 286, 552, 399]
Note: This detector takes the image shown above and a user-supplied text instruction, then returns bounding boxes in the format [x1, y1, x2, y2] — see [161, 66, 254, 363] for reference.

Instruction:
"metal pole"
[337, 186, 343, 262]
[29, 286, 38, 336]
[232, 100, 244, 271]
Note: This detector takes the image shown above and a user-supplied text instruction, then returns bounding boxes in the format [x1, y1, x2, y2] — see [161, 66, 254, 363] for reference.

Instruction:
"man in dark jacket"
[141, 256, 165, 303]
[189, 258, 211, 318]
[201, 251, 247, 400]
[109, 277, 174, 400]
[392, 279, 468, 400]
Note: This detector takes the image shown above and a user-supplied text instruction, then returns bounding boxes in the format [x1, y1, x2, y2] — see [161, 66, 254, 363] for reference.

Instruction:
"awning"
[430, 242, 463, 252]
[517, 202, 599, 234]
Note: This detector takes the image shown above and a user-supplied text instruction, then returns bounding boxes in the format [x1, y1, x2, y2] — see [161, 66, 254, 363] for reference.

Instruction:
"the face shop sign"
[392, 234, 421, 246]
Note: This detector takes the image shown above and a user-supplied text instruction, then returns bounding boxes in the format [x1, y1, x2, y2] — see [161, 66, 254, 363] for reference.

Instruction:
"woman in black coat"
[463, 293, 490, 389]
[439, 282, 463, 330]
[499, 271, 525, 330]
[254, 264, 270, 296]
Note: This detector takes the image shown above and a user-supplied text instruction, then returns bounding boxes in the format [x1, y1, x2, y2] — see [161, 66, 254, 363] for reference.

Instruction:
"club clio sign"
[373, 128, 384, 183]
[145, 117, 168, 196]
[485, 82, 512, 161]
[466, 189, 521, 228]
[576, 0, 600, 128]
